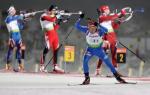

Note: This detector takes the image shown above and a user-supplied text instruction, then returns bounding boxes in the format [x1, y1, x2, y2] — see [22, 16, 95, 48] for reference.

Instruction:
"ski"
[67, 83, 100, 86]
[115, 81, 137, 84]
[68, 81, 137, 86]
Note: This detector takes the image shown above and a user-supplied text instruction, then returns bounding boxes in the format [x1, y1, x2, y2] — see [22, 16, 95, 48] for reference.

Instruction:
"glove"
[118, 9, 126, 18]
[121, 9, 126, 16]
[79, 13, 85, 19]
[56, 14, 61, 19]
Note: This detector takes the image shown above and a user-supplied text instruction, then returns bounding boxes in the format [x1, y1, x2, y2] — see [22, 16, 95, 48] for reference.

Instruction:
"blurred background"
[0, 0, 150, 77]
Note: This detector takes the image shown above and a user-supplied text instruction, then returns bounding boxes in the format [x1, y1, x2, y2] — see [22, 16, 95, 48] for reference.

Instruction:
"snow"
[0, 72, 150, 95]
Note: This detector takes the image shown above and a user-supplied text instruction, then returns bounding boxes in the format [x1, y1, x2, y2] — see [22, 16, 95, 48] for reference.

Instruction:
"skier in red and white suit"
[40, 5, 64, 73]
[95, 5, 126, 75]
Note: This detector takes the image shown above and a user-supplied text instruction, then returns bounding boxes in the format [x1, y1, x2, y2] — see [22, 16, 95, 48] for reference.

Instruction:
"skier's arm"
[41, 16, 56, 22]
[99, 14, 119, 22]
[112, 9, 126, 30]
[6, 24, 11, 33]
[5, 17, 12, 32]
[99, 9, 126, 22]
[15, 15, 24, 20]
[112, 21, 121, 30]
[54, 24, 60, 31]
[75, 19, 88, 33]
[98, 25, 108, 36]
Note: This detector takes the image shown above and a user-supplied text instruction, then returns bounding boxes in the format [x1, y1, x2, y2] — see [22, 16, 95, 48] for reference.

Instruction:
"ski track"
[0, 72, 150, 95]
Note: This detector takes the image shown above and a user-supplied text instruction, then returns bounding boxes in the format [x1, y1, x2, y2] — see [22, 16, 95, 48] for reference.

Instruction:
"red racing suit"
[97, 13, 121, 68]
[40, 13, 60, 65]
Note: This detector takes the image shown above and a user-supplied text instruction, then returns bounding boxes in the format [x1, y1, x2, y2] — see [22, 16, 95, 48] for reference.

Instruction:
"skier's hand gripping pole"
[114, 7, 144, 23]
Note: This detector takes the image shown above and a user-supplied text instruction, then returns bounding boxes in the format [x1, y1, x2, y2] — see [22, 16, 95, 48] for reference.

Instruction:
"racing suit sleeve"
[41, 16, 57, 22]
[75, 19, 88, 33]
[99, 14, 119, 23]
[112, 21, 121, 30]
[54, 24, 60, 31]
[98, 25, 108, 36]
[15, 15, 24, 20]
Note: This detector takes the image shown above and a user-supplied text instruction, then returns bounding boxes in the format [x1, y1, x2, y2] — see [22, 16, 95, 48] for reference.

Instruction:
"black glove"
[80, 13, 85, 19]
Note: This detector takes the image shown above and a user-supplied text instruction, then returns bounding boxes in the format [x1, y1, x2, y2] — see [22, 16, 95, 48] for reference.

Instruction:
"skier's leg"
[95, 59, 102, 75]
[6, 39, 14, 70]
[82, 49, 93, 85]
[95, 40, 110, 75]
[16, 43, 24, 71]
[110, 42, 117, 68]
[21, 43, 26, 66]
[40, 46, 49, 72]
[52, 38, 64, 73]
[96, 48, 126, 83]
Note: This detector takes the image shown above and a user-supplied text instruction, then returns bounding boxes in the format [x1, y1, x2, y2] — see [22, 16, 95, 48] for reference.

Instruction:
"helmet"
[99, 5, 110, 13]
[8, 6, 16, 16]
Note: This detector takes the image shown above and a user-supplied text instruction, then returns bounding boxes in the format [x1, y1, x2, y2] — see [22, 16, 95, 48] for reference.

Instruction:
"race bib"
[8, 20, 20, 32]
[86, 32, 103, 47]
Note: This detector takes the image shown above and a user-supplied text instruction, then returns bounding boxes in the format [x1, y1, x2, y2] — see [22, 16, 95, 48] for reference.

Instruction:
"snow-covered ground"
[0, 72, 150, 95]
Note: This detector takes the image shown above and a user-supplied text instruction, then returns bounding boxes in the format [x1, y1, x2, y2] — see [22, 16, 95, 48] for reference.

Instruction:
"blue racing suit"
[5, 15, 24, 64]
[75, 19, 117, 77]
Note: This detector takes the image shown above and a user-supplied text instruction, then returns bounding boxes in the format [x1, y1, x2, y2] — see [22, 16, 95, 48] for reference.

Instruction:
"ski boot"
[18, 63, 24, 72]
[39, 65, 47, 72]
[82, 76, 90, 85]
[53, 64, 65, 74]
[5, 63, 11, 71]
[114, 72, 126, 83]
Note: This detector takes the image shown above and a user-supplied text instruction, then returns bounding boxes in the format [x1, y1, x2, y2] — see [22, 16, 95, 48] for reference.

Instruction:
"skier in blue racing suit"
[75, 14, 126, 85]
[5, 6, 34, 71]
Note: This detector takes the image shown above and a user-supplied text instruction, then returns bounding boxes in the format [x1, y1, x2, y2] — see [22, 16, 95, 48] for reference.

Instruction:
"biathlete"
[95, 5, 127, 75]
[75, 14, 126, 85]
[5, 6, 34, 71]
[40, 5, 64, 73]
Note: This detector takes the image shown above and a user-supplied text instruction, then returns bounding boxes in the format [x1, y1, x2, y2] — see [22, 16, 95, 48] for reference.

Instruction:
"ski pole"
[118, 41, 145, 63]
